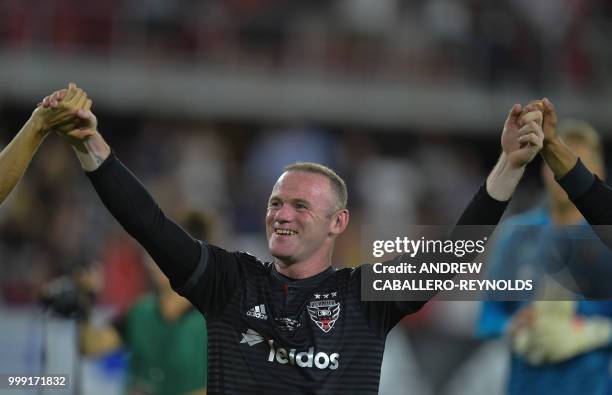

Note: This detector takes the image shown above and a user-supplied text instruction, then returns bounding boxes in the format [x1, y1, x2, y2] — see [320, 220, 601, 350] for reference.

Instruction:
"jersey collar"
[270, 265, 336, 288]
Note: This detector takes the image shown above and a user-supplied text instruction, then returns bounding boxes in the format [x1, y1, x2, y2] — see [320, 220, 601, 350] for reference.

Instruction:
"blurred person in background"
[79, 211, 209, 395]
[0, 84, 90, 204]
[477, 119, 612, 395]
[530, 99, 612, 248]
[42, 84, 543, 394]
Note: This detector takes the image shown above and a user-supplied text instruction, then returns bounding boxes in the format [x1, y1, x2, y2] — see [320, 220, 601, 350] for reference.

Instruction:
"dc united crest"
[307, 292, 340, 333]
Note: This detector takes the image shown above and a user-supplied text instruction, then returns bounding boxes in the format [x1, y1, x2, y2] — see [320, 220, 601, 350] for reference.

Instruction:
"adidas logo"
[240, 329, 264, 346]
[246, 304, 268, 320]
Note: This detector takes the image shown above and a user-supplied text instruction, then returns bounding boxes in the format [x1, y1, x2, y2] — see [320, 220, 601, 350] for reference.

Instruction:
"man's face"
[266, 171, 338, 264]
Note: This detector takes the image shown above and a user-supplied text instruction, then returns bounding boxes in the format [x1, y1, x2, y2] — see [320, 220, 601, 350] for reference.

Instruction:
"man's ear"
[330, 209, 349, 236]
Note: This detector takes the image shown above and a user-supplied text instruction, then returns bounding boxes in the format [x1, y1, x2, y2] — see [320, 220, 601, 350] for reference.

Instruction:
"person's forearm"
[457, 182, 509, 226]
[571, 176, 612, 225]
[0, 117, 46, 204]
[540, 136, 578, 179]
[485, 151, 525, 202]
[556, 159, 612, 247]
[71, 132, 111, 172]
[450, 153, 512, 261]
[406, 166, 510, 304]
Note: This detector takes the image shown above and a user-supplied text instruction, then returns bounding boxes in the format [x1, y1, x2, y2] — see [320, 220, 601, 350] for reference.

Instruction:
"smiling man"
[42, 85, 544, 394]
[267, 163, 349, 279]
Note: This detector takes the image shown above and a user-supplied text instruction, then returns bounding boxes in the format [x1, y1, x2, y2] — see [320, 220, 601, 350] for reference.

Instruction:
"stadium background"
[1, 0, 612, 394]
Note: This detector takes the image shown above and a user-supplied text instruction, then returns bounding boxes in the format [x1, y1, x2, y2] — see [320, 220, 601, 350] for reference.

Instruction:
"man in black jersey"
[43, 86, 544, 394]
[523, 98, 612, 248]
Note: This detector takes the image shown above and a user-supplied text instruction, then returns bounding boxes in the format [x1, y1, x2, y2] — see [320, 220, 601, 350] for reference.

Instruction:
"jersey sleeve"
[456, 183, 509, 226]
[557, 159, 612, 248]
[405, 183, 508, 294]
[86, 153, 201, 290]
[174, 242, 243, 319]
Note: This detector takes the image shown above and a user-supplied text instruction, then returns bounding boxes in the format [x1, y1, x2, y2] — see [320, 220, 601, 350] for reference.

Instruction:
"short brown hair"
[557, 119, 603, 165]
[283, 162, 348, 211]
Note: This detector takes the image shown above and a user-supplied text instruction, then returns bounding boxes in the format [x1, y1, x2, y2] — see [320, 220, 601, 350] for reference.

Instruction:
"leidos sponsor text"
[267, 340, 339, 370]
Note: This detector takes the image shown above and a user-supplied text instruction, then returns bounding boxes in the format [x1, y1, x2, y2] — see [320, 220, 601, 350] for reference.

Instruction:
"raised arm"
[536, 98, 578, 178]
[528, 98, 612, 246]
[358, 104, 544, 335]
[0, 84, 87, 204]
[48, 93, 203, 290]
[0, 115, 46, 204]
[459, 103, 544, 226]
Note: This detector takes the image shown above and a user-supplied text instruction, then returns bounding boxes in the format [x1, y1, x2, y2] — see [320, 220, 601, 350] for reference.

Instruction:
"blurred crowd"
[2, 0, 612, 89]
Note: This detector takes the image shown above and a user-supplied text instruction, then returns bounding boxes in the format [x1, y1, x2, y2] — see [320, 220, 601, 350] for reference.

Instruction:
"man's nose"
[274, 204, 295, 222]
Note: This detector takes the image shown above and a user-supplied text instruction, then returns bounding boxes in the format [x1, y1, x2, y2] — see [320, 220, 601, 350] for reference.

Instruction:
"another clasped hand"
[501, 104, 545, 169]
[37, 83, 98, 144]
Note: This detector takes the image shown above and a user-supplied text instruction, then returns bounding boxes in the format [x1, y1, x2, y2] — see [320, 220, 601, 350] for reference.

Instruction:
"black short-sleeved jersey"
[178, 243, 422, 395]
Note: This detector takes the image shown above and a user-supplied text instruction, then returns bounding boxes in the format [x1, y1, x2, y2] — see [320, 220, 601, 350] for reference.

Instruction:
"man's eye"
[295, 203, 307, 210]
[268, 201, 281, 209]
